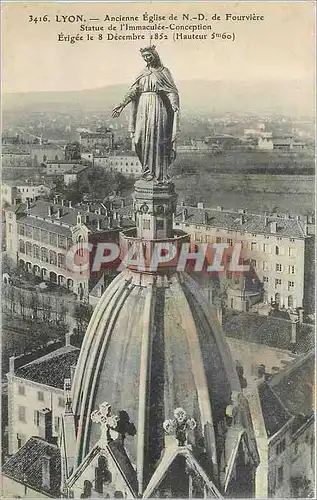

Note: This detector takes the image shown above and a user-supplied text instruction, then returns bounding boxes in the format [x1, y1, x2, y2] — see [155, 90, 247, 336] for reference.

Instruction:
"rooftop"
[258, 350, 314, 437]
[2, 436, 61, 497]
[14, 199, 135, 233]
[223, 311, 314, 354]
[14, 345, 80, 389]
[174, 205, 307, 239]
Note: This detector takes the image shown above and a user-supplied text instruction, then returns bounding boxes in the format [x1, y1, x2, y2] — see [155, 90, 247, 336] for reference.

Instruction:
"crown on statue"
[140, 45, 156, 54]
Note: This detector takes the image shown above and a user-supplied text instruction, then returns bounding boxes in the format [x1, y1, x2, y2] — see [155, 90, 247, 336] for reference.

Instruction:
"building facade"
[174, 204, 308, 310]
[94, 152, 142, 176]
[4, 198, 132, 299]
[6, 341, 80, 456]
[2, 182, 51, 205]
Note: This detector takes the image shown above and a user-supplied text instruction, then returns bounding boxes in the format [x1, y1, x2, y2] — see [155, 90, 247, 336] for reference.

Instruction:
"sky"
[2, 1, 315, 93]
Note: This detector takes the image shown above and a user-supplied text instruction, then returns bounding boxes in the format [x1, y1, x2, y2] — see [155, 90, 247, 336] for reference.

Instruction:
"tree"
[74, 303, 93, 336]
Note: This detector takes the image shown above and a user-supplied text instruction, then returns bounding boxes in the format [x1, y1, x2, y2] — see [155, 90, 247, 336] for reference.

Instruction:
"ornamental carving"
[163, 407, 196, 446]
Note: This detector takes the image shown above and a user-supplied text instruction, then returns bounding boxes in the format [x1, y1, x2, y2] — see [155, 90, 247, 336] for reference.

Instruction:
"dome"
[71, 267, 258, 495]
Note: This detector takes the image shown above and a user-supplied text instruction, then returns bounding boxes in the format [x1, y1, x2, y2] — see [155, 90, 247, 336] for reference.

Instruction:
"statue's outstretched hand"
[112, 105, 124, 118]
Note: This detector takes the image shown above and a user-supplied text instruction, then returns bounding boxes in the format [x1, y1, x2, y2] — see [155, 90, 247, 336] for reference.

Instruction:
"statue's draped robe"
[122, 66, 179, 181]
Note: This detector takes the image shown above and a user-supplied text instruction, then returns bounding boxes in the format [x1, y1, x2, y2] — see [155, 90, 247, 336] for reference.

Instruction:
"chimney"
[197, 202, 204, 209]
[68, 200, 72, 208]
[41, 455, 52, 490]
[9, 356, 15, 374]
[97, 219, 101, 231]
[182, 208, 188, 222]
[57, 208, 62, 218]
[257, 364, 266, 379]
[216, 306, 222, 326]
[270, 221, 277, 233]
[216, 206, 223, 212]
[238, 209, 246, 214]
[48, 206, 53, 216]
[65, 331, 72, 346]
[38, 408, 52, 442]
[70, 366, 76, 383]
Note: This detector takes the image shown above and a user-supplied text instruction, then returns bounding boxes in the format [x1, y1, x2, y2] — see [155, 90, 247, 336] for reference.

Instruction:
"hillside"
[3, 79, 314, 117]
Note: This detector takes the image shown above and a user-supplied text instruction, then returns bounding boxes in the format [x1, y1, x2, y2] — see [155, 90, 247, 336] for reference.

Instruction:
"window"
[33, 227, 40, 241]
[25, 242, 32, 256]
[251, 242, 257, 251]
[276, 263, 282, 272]
[288, 247, 296, 257]
[263, 243, 270, 253]
[263, 276, 269, 283]
[295, 442, 299, 454]
[26, 225, 32, 238]
[289, 265, 295, 274]
[49, 233, 57, 246]
[37, 391, 44, 401]
[33, 245, 40, 259]
[58, 253, 66, 269]
[216, 237, 222, 243]
[19, 240, 25, 253]
[275, 279, 282, 287]
[18, 405, 26, 422]
[227, 238, 233, 247]
[277, 466, 284, 485]
[18, 224, 25, 236]
[8, 223, 12, 233]
[263, 261, 269, 271]
[18, 385, 25, 396]
[226, 271, 232, 279]
[49, 250, 57, 266]
[58, 235, 66, 249]
[34, 410, 39, 426]
[288, 281, 295, 290]
[54, 416, 60, 432]
[156, 220, 164, 230]
[290, 238, 295, 242]
[142, 220, 150, 230]
[58, 397, 65, 407]
[41, 247, 48, 262]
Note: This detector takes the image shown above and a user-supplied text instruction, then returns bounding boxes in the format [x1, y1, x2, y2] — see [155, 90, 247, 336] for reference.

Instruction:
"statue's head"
[140, 45, 162, 68]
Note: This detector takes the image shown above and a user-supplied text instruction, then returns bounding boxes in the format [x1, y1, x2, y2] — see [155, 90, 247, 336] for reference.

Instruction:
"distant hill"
[2, 79, 314, 117]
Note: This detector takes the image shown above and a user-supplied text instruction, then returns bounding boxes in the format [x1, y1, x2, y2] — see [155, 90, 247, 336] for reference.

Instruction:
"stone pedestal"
[133, 179, 177, 240]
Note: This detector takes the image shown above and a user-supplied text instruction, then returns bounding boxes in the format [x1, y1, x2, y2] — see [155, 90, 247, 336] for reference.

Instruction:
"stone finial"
[163, 407, 196, 446]
[91, 402, 119, 444]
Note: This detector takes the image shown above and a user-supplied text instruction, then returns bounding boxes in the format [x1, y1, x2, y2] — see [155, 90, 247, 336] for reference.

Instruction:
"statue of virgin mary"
[112, 46, 180, 183]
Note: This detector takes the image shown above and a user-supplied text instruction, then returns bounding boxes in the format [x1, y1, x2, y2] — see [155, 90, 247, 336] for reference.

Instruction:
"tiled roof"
[63, 164, 88, 174]
[258, 381, 291, 437]
[174, 205, 306, 239]
[15, 346, 80, 389]
[269, 351, 314, 417]
[16, 199, 134, 233]
[2, 436, 61, 497]
[223, 312, 314, 354]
